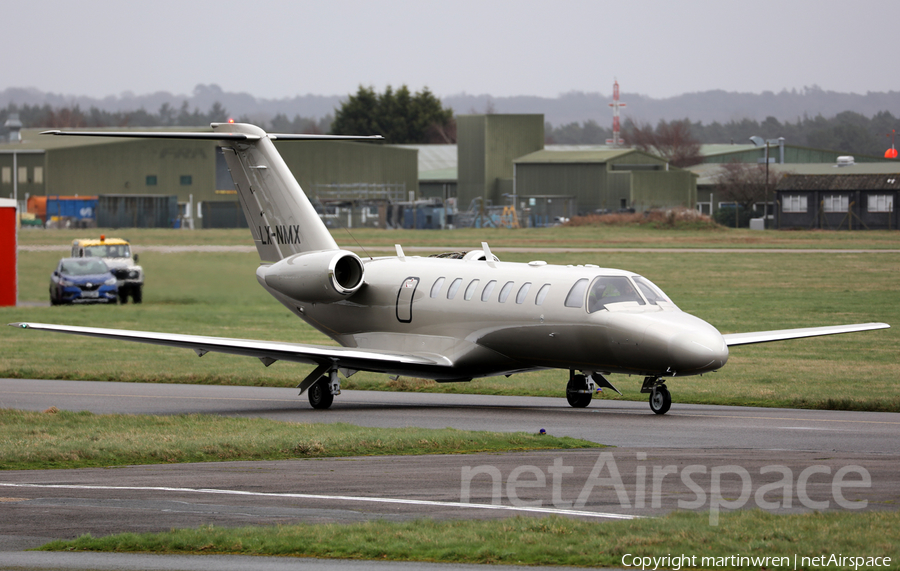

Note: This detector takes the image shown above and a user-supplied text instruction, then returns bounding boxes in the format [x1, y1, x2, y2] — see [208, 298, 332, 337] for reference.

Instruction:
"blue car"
[49, 257, 119, 305]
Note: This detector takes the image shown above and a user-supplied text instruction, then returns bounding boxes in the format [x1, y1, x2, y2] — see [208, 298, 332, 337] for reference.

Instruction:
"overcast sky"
[7, 0, 899, 100]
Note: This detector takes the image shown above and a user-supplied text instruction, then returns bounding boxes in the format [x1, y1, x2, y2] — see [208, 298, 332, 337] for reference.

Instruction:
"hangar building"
[0, 128, 417, 228]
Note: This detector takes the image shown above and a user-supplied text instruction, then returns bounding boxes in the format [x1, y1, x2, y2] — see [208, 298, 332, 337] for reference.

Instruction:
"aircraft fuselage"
[258, 253, 730, 381]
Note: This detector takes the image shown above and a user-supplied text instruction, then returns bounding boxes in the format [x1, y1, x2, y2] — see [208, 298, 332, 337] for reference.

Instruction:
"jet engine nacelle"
[258, 250, 365, 303]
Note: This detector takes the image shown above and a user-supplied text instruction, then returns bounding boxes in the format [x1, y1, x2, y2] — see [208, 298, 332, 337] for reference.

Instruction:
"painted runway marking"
[0, 482, 639, 521]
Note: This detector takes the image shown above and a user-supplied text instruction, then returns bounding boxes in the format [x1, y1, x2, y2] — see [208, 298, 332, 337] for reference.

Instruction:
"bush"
[713, 205, 760, 228]
[565, 208, 719, 229]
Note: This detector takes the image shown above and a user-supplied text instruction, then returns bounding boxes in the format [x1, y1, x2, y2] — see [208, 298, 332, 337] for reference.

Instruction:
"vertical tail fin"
[215, 123, 339, 261]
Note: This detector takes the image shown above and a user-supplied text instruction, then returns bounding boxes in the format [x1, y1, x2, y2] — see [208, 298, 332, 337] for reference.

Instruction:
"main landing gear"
[299, 365, 342, 409]
[566, 373, 594, 408]
[641, 377, 671, 415]
[565, 371, 622, 409]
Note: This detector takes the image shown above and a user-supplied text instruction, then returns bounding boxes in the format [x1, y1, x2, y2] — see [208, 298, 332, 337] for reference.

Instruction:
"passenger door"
[396, 277, 419, 323]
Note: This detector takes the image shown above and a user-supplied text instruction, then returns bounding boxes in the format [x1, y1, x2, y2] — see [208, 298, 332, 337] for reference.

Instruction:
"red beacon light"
[887, 130, 897, 159]
[228, 118, 235, 124]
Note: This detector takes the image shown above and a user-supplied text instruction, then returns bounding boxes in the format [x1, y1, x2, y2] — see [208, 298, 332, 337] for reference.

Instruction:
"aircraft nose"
[666, 321, 729, 374]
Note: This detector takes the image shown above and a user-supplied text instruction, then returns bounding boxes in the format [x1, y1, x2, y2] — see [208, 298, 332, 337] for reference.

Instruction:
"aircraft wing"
[9, 322, 451, 374]
[722, 322, 890, 347]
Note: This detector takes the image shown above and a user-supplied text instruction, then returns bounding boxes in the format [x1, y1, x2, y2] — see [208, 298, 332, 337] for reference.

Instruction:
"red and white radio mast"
[606, 79, 627, 147]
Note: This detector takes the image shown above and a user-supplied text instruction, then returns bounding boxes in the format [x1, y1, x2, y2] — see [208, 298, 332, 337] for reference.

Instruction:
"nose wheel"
[641, 377, 671, 415]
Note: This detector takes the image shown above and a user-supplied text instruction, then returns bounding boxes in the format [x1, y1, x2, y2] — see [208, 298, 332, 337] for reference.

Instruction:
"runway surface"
[2, 379, 899, 569]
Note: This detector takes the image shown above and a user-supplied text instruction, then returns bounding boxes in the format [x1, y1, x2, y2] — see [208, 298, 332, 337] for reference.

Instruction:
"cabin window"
[430, 277, 445, 298]
[564, 279, 589, 308]
[498, 281, 514, 303]
[464, 279, 480, 301]
[481, 280, 496, 302]
[587, 276, 645, 313]
[515, 282, 532, 304]
[447, 278, 462, 299]
[535, 284, 550, 305]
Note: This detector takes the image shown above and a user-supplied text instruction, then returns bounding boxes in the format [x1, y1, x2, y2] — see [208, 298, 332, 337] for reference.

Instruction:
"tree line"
[547, 111, 900, 158]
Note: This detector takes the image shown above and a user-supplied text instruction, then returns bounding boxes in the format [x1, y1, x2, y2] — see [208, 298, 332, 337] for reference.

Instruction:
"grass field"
[37, 511, 900, 568]
[16, 225, 900, 250]
[0, 409, 597, 470]
[4, 226, 897, 411]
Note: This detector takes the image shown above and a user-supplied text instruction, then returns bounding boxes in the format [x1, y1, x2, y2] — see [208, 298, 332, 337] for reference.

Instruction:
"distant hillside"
[445, 87, 900, 126]
[2, 84, 897, 127]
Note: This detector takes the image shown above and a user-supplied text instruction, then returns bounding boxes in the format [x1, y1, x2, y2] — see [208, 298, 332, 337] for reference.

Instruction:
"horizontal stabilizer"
[723, 322, 889, 347]
[9, 322, 449, 375]
[41, 129, 383, 142]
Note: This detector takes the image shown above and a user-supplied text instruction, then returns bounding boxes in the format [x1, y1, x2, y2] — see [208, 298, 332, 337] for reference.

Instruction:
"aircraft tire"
[566, 374, 593, 408]
[649, 386, 671, 415]
[132, 286, 143, 304]
[308, 378, 335, 409]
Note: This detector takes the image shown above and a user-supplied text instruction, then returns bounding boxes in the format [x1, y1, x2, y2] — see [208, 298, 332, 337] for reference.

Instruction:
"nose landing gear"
[641, 377, 671, 415]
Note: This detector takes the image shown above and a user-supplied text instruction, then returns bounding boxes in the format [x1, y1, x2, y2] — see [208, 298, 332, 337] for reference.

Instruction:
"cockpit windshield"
[587, 276, 645, 313]
[632, 275, 672, 306]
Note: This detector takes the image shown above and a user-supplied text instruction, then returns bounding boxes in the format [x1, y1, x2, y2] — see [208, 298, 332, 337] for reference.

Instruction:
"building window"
[1, 167, 9, 184]
[180, 175, 193, 185]
[868, 195, 894, 213]
[822, 195, 848, 213]
[782, 195, 807, 213]
[18, 166, 27, 183]
[33, 167, 43, 184]
[146, 175, 158, 186]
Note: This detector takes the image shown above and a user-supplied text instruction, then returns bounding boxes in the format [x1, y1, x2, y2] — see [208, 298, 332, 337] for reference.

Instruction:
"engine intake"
[258, 250, 365, 302]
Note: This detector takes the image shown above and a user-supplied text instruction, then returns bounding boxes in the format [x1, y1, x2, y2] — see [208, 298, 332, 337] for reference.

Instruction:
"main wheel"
[307, 378, 335, 409]
[132, 285, 143, 304]
[119, 288, 129, 304]
[649, 386, 671, 415]
[566, 374, 593, 408]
